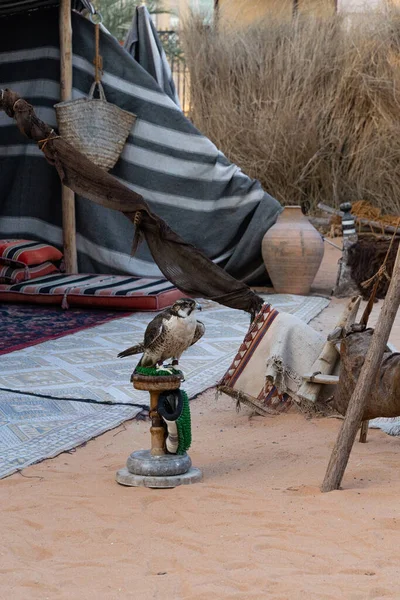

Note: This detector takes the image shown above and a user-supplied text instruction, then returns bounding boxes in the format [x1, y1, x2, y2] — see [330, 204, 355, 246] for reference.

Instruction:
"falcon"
[117, 298, 205, 369]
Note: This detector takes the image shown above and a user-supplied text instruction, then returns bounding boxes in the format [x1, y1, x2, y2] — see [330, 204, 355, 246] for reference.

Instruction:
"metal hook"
[89, 11, 103, 25]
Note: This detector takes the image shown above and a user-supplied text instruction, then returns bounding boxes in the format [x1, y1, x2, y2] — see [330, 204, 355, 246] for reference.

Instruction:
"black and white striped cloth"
[0, 7, 281, 284]
[0, 0, 83, 16]
[124, 5, 181, 108]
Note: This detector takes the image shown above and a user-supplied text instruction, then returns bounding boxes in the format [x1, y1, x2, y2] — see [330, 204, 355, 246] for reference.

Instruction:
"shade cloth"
[124, 5, 181, 107]
[0, 7, 281, 286]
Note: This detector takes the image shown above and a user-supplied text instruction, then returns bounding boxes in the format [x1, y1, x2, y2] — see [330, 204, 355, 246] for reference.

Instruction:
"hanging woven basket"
[55, 81, 136, 171]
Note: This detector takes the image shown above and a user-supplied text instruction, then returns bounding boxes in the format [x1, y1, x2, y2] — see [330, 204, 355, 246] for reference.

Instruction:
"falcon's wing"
[190, 320, 205, 346]
[144, 311, 170, 348]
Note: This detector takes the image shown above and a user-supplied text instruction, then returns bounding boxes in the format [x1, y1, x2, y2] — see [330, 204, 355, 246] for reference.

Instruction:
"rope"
[0, 386, 148, 409]
[93, 22, 103, 84]
[361, 219, 400, 290]
[361, 263, 391, 290]
[12, 98, 29, 113]
[38, 128, 60, 151]
[133, 211, 142, 227]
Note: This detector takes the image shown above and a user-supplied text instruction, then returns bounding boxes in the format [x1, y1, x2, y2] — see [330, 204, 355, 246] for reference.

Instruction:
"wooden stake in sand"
[321, 243, 400, 493]
[59, 0, 78, 273]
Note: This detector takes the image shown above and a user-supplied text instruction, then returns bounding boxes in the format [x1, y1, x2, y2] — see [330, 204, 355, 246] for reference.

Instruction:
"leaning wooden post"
[59, 0, 78, 273]
[321, 243, 400, 492]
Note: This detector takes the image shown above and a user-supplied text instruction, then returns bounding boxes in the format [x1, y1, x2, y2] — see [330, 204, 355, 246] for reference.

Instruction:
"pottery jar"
[261, 205, 324, 295]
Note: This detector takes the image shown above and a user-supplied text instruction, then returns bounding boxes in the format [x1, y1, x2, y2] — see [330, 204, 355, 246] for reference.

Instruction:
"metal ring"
[89, 11, 103, 25]
[80, 0, 96, 14]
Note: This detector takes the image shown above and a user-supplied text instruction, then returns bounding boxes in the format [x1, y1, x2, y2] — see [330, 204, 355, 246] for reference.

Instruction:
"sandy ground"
[1, 240, 399, 600]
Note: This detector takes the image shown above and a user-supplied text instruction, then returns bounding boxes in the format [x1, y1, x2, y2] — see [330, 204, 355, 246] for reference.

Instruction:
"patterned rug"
[0, 304, 130, 355]
[0, 294, 330, 478]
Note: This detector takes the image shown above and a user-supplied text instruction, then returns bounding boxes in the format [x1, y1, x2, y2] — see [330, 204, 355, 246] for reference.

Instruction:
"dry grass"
[181, 9, 400, 214]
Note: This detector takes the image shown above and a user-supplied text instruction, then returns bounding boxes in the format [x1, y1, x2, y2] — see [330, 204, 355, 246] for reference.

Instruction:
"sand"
[1, 240, 399, 599]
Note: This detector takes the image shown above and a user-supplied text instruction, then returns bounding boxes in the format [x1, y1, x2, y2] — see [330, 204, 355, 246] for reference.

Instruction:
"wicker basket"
[55, 82, 136, 171]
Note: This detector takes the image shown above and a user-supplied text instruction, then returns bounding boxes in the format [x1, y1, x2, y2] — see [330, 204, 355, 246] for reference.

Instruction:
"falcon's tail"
[117, 343, 145, 359]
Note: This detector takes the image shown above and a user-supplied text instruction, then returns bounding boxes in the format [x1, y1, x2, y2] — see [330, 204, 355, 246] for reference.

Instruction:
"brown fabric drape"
[0, 89, 263, 317]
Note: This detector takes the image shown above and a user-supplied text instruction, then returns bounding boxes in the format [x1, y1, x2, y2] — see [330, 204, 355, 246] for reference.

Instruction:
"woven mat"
[0, 294, 329, 478]
[0, 304, 130, 355]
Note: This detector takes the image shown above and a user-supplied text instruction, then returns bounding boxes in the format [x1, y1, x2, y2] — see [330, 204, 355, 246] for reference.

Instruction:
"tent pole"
[59, 0, 78, 273]
[321, 243, 400, 492]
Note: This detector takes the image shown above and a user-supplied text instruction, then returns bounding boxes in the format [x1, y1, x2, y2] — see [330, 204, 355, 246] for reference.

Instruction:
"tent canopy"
[0, 5, 281, 284]
[0, 0, 85, 15]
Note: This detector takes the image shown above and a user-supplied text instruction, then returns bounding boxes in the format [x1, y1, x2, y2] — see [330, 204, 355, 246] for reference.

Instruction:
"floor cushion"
[0, 273, 182, 311]
[0, 239, 63, 267]
[0, 261, 59, 284]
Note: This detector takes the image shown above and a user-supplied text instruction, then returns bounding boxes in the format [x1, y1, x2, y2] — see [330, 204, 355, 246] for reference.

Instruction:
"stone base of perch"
[116, 370, 202, 488]
[116, 450, 202, 488]
[127, 449, 192, 476]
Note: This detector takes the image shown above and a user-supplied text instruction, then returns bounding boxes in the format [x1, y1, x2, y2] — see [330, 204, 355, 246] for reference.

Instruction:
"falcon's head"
[171, 298, 202, 318]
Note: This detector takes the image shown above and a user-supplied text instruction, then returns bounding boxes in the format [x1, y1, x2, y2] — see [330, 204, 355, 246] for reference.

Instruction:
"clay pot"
[261, 206, 324, 295]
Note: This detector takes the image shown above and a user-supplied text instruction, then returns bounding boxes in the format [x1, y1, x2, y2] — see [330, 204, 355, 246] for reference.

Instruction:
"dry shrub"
[181, 8, 400, 214]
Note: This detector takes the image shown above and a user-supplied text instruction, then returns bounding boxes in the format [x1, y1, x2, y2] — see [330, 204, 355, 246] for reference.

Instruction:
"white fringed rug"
[0, 294, 329, 478]
[370, 418, 400, 436]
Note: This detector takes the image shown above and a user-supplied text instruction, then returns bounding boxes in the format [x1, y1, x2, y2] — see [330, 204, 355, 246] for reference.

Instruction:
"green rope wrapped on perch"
[133, 365, 191, 455]
[157, 389, 192, 455]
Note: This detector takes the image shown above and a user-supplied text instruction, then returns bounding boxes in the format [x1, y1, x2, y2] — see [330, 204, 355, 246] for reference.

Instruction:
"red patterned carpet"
[0, 304, 131, 355]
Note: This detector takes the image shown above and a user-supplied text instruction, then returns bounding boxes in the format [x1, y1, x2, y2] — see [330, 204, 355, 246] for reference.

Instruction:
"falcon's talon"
[156, 363, 174, 375]
[163, 364, 185, 379]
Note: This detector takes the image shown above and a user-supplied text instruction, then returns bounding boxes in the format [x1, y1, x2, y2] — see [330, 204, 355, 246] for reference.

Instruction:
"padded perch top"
[131, 367, 182, 392]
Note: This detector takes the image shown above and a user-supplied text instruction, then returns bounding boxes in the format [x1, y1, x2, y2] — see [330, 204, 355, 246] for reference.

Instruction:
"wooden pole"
[321, 244, 400, 492]
[132, 374, 182, 457]
[149, 390, 166, 456]
[359, 420, 369, 443]
[302, 373, 339, 385]
[59, 0, 78, 273]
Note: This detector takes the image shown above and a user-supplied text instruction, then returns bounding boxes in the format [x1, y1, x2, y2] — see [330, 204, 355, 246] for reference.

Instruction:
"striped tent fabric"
[0, 0, 58, 13]
[0, 0, 83, 15]
[0, 7, 281, 284]
[124, 5, 181, 107]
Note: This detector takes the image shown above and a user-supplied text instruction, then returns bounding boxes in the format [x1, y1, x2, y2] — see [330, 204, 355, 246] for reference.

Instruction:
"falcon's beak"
[196, 302, 202, 311]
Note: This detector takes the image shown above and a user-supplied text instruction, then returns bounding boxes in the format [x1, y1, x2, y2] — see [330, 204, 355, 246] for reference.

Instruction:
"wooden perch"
[321, 243, 400, 492]
[297, 296, 361, 403]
